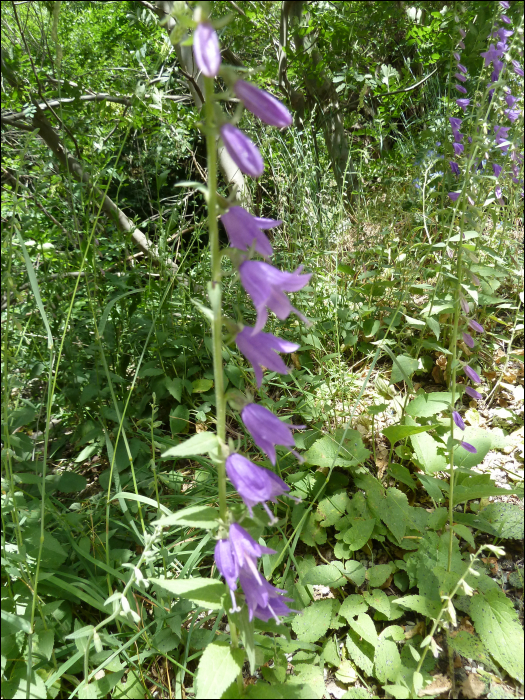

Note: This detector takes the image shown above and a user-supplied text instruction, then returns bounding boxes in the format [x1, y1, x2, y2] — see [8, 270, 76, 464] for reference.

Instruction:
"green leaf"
[405, 391, 452, 418]
[382, 487, 422, 544]
[395, 595, 441, 618]
[383, 423, 437, 445]
[452, 523, 475, 549]
[425, 317, 440, 340]
[363, 589, 390, 618]
[317, 490, 350, 526]
[149, 577, 225, 610]
[447, 631, 493, 670]
[477, 503, 523, 540]
[49, 471, 87, 492]
[161, 432, 218, 458]
[288, 664, 325, 698]
[452, 475, 522, 506]
[165, 377, 183, 402]
[113, 670, 146, 699]
[301, 565, 347, 588]
[346, 629, 375, 676]
[339, 595, 368, 621]
[291, 599, 333, 643]
[305, 431, 370, 468]
[1, 610, 31, 635]
[153, 505, 219, 529]
[195, 640, 244, 699]
[366, 564, 393, 588]
[192, 378, 214, 393]
[75, 444, 98, 463]
[390, 354, 419, 384]
[348, 613, 377, 647]
[98, 289, 142, 337]
[374, 636, 401, 683]
[342, 517, 376, 551]
[470, 589, 524, 682]
[338, 561, 366, 587]
[169, 405, 190, 434]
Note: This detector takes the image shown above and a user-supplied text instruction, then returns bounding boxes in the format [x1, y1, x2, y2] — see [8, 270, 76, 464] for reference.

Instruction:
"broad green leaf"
[192, 378, 214, 393]
[113, 670, 146, 699]
[335, 660, 358, 685]
[453, 477, 522, 506]
[470, 589, 524, 683]
[382, 487, 422, 544]
[291, 599, 333, 643]
[383, 424, 437, 445]
[149, 577, 225, 610]
[161, 432, 218, 458]
[374, 637, 401, 683]
[153, 505, 219, 529]
[98, 289, 142, 337]
[165, 377, 183, 402]
[75, 444, 98, 463]
[405, 391, 452, 418]
[395, 595, 441, 618]
[390, 354, 419, 384]
[366, 564, 393, 588]
[346, 629, 375, 676]
[1, 610, 31, 635]
[342, 518, 376, 551]
[195, 640, 244, 699]
[336, 560, 366, 587]
[363, 589, 390, 618]
[301, 565, 347, 588]
[47, 471, 87, 492]
[447, 631, 494, 670]
[169, 405, 190, 434]
[317, 490, 350, 526]
[339, 595, 368, 621]
[305, 431, 370, 468]
[287, 664, 325, 698]
[410, 429, 448, 474]
[425, 317, 440, 340]
[477, 503, 523, 540]
[452, 524, 475, 549]
[348, 613, 377, 647]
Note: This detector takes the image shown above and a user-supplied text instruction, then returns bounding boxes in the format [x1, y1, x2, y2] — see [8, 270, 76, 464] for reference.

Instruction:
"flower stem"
[204, 76, 228, 522]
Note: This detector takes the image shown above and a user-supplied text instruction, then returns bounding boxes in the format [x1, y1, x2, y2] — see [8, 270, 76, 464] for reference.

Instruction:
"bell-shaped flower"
[460, 296, 470, 314]
[450, 161, 460, 176]
[456, 98, 470, 112]
[221, 205, 280, 258]
[239, 567, 294, 623]
[505, 92, 518, 109]
[453, 410, 466, 430]
[220, 124, 264, 178]
[455, 72, 467, 82]
[448, 192, 461, 201]
[511, 60, 524, 78]
[480, 44, 503, 67]
[193, 23, 221, 78]
[239, 260, 311, 334]
[453, 143, 464, 157]
[225, 453, 290, 522]
[214, 538, 240, 611]
[493, 163, 503, 178]
[462, 332, 475, 348]
[455, 84, 468, 94]
[465, 386, 482, 400]
[504, 109, 520, 123]
[234, 80, 292, 128]
[464, 365, 481, 384]
[461, 441, 477, 453]
[449, 117, 463, 130]
[235, 326, 299, 387]
[241, 403, 304, 465]
[469, 319, 484, 334]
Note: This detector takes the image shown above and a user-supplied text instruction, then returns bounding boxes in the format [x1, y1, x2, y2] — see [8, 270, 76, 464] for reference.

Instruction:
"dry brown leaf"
[432, 366, 443, 384]
[405, 620, 426, 639]
[462, 674, 486, 699]
[436, 354, 447, 368]
[195, 423, 207, 433]
[418, 673, 451, 697]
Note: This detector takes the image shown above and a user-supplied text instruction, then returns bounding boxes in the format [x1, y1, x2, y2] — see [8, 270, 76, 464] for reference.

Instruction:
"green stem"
[204, 76, 227, 522]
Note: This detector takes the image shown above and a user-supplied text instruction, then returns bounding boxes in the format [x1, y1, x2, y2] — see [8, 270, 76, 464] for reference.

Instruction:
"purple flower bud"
[468, 319, 484, 334]
[453, 410, 466, 430]
[226, 453, 290, 522]
[455, 72, 468, 82]
[239, 566, 294, 622]
[193, 23, 221, 78]
[234, 80, 292, 128]
[220, 124, 264, 178]
[512, 60, 524, 77]
[239, 260, 311, 333]
[235, 326, 299, 387]
[460, 296, 470, 314]
[505, 92, 518, 108]
[450, 161, 461, 176]
[493, 163, 503, 178]
[456, 98, 470, 112]
[453, 143, 464, 157]
[455, 84, 468, 94]
[242, 403, 304, 465]
[459, 28, 466, 38]
[505, 109, 520, 123]
[464, 365, 481, 384]
[499, 0, 510, 8]
[457, 63, 468, 74]
[462, 332, 475, 348]
[470, 273, 481, 287]
[448, 192, 461, 201]
[465, 386, 482, 400]
[495, 185, 505, 204]
[221, 205, 278, 257]
[458, 41, 465, 49]
[501, 14, 511, 24]
[453, 52, 461, 61]
[453, 129, 463, 143]
[449, 117, 463, 130]
[460, 441, 477, 453]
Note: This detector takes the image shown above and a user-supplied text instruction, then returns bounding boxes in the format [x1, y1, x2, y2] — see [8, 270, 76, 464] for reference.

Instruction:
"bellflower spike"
[463, 332, 475, 348]
[221, 205, 278, 257]
[456, 98, 470, 111]
[193, 23, 221, 78]
[241, 403, 304, 465]
[234, 80, 292, 128]
[461, 441, 477, 453]
[235, 326, 299, 387]
[238, 567, 294, 623]
[225, 453, 290, 522]
[469, 319, 484, 334]
[455, 84, 468, 94]
[450, 161, 461, 176]
[465, 386, 482, 400]
[464, 365, 481, 384]
[453, 411, 466, 430]
[239, 260, 311, 333]
[220, 124, 264, 178]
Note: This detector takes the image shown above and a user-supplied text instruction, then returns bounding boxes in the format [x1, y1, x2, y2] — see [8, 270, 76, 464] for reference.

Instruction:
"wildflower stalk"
[203, 75, 228, 522]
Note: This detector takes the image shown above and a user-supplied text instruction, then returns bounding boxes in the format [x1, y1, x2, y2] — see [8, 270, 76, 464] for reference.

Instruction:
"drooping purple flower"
[449, 117, 463, 131]
[234, 80, 292, 128]
[493, 163, 503, 178]
[458, 41, 465, 50]
[464, 365, 481, 384]
[504, 109, 520, 123]
[460, 441, 477, 453]
[494, 125, 511, 152]
[453, 129, 463, 143]
[241, 403, 304, 465]
[462, 332, 475, 348]
[480, 44, 503, 67]
[460, 296, 470, 315]
[453, 143, 464, 157]
[491, 60, 504, 82]
[229, 523, 275, 578]
[501, 14, 511, 24]
[455, 72, 468, 82]
[448, 192, 461, 202]
[465, 386, 482, 400]
[221, 205, 278, 257]
[453, 52, 461, 61]
[468, 319, 484, 334]
[220, 124, 264, 178]
[238, 566, 294, 622]
[239, 260, 311, 333]
[214, 538, 240, 610]
[496, 27, 514, 42]
[511, 60, 524, 78]
[455, 84, 468, 94]
[457, 63, 468, 74]
[459, 28, 466, 39]
[225, 453, 290, 522]
[505, 92, 518, 108]
[450, 161, 461, 176]
[456, 98, 470, 112]
[235, 326, 299, 387]
[453, 411, 466, 431]
[499, 0, 510, 8]
[193, 23, 221, 78]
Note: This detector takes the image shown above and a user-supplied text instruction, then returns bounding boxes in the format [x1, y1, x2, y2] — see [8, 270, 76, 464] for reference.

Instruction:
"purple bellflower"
[456, 98, 470, 112]
[241, 403, 304, 465]
[193, 23, 221, 78]
[225, 453, 291, 522]
[461, 441, 477, 453]
[450, 161, 461, 176]
[464, 365, 482, 384]
[501, 14, 511, 24]
[462, 332, 475, 348]
[505, 109, 520, 123]
[453, 143, 464, 157]
[453, 410, 466, 430]
[453, 52, 461, 61]
[468, 319, 484, 334]
[505, 92, 518, 108]
[221, 205, 280, 258]
[481, 44, 503, 67]
[220, 124, 264, 178]
[235, 326, 299, 387]
[460, 296, 470, 314]
[465, 386, 482, 400]
[493, 163, 503, 178]
[512, 60, 524, 78]
[449, 117, 463, 130]
[455, 73, 468, 82]
[455, 84, 468, 94]
[499, 0, 510, 8]
[495, 185, 505, 205]
[239, 567, 294, 622]
[457, 63, 468, 74]
[239, 260, 311, 333]
[448, 192, 461, 202]
[234, 80, 292, 128]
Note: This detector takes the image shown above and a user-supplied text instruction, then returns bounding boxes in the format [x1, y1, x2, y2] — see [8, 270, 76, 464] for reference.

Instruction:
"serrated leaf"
[363, 589, 390, 618]
[453, 523, 475, 548]
[305, 431, 370, 468]
[447, 631, 493, 669]
[195, 640, 244, 699]
[346, 629, 375, 675]
[149, 577, 225, 610]
[301, 565, 347, 588]
[470, 589, 524, 682]
[317, 490, 350, 526]
[339, 595, 368, 621]
[382, 487, 422, 544]
[374, 636, 401, 683]
[395, 595, 441, 618]
[161, 432, 218, 458]
[153, 505, 219, 529]
[338, 560, 366, 587]
[291, 599, 333, 643]
[342, 517, 376, 550]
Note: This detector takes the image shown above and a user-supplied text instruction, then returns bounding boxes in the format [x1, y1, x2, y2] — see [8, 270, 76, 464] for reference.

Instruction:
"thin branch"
[377, 67, 439, 97]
